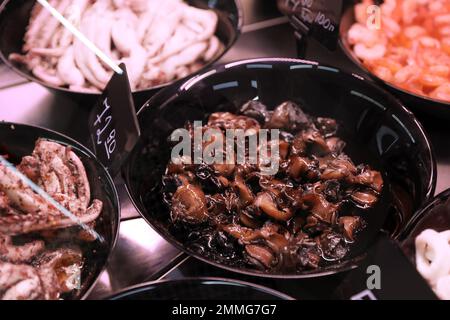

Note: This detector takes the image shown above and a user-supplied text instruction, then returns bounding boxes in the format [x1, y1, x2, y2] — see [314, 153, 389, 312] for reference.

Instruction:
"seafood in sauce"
[161, 100, 383, 273]
[0, 139, 103, 300]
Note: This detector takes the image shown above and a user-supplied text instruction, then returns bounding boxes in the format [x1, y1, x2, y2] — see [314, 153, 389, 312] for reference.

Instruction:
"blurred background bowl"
[0, 0, 243, 107]
[400, 188, 450, 261]
[108, 278, 293, 300]
[339, 5, 450, 119]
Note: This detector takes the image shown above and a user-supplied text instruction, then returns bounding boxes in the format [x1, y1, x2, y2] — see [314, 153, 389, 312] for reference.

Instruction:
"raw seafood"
[0, 139, 103, 235]
[0, 248, 82, 300]
[348, 0, 450, 102]
[0, 139, 102, 300]
[415, 229, 450, 300]
[10, 0, 224, 92]
[161, 100, 383, 273]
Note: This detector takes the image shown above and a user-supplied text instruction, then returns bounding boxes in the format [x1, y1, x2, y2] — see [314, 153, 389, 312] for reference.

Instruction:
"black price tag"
[281, 0, 343, 50]
[88, 63, 140, 176]
[334, 233, 437, 300]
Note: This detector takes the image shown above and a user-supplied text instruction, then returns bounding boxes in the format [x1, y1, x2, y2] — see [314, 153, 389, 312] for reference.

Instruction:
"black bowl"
[400, 188, 450, 260]
[123, 58, 436, 278]
[0, 0, 243, 106]
[108, 278, 293, 300]
[339, 6, 450, 119]
[0, 121, 120, 299]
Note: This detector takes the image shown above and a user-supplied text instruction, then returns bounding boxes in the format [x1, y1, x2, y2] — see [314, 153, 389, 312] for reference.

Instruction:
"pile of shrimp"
[10, 0, 224, 92]
[348, 0, 450, 102]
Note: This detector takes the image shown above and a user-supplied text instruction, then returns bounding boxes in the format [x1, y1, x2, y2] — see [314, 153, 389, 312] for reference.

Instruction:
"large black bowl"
[0, 0, 243, 106]
[0, 122, 120, 299]
[108, 278, 293, 300]
[123, 58, 436, 278]
[339, 6, 450, 119]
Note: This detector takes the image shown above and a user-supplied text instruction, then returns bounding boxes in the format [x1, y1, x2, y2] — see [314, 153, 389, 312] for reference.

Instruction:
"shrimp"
[435, 14, 450, 26]
[373, 65, 393, 82]
[419, 73, 447, 89]
[428, 65, 450, 78]
[348, 23, 384, 47]
[373, 58, 403, 74]
[442, 37, 450, 55]
[439, 26, 450, 37]
[381, 0, 397, 16]
[401, 0, 418, 25]
[418, 37, 441, 49]
[381, 16, 401, 38]
[404, 25, 426, 39]
[394, 65, 417, 84]
[354, 43, 386, 61]
[431, 84, 450, 101]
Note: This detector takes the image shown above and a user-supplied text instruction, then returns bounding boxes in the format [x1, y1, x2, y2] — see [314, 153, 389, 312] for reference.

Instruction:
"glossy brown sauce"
[161, 100, 384, 273]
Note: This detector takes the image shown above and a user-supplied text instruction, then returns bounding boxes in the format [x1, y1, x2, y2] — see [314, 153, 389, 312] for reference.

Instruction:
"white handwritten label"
[88, 63, 140, 176]
[93, 98, 117, 160]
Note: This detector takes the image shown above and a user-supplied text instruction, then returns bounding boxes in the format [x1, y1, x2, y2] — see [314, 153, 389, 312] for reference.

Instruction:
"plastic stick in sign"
[35, 0, 123, 75]
[0, 155, 105, 243]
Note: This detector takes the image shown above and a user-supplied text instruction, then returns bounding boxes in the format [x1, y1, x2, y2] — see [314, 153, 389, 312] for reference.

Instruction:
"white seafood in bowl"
[415, 229, 450, 299]
[9, 0, 224, 92]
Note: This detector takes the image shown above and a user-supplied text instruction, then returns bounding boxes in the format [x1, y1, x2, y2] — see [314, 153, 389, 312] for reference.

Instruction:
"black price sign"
[280, 0, 343, 50]
[88, 63, 140, 176]
[333, 233, 437, 300]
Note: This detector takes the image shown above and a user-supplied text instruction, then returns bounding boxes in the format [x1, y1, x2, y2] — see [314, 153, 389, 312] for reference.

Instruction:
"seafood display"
[1, 0, 448, 301]
[161, 100, 383, 273]
[348, 0, 450, 102]
[0, 139, 103, 300]
[9, 0, 224, 92]
[415, 229, 450, 300]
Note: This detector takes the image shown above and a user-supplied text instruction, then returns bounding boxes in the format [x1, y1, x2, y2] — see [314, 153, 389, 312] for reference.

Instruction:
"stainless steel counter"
[0, 0, 449, 300]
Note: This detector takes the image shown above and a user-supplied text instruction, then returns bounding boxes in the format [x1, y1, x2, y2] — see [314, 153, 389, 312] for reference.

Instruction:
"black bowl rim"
[399, 188, 450, 243]
[0, 0, 244, 96]
[338, 6, 450, 108]
[0, 121, 121, 300]
[107, 277, 294, 300]
[124, 57, 437, 279]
